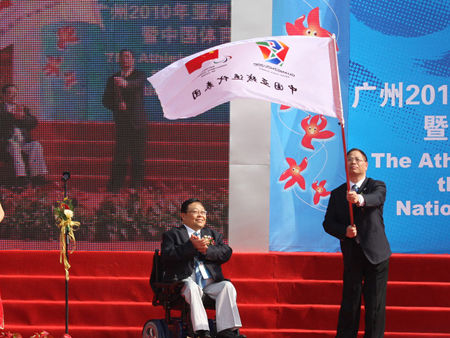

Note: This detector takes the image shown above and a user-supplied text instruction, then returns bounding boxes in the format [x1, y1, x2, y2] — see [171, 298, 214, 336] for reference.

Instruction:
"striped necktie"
[193, 232, 209, 288]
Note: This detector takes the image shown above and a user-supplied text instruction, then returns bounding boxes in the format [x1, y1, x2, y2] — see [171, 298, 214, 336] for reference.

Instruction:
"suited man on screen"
[161, 198, 244, 338]
[323, 148, 391, 338]
[102, 49, 147, 193]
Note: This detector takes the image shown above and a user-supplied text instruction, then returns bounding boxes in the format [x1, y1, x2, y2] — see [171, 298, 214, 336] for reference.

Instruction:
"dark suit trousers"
[109, 123, 147, 191]
[337, 240, 389, 338]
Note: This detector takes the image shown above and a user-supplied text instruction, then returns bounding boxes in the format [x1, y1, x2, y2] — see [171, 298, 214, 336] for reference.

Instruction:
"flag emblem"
[185, 50, 219, 74]
[256, 40, 289, 66]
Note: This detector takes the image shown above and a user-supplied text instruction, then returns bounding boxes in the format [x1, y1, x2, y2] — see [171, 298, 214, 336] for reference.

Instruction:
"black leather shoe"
[195, 330, 211, 338]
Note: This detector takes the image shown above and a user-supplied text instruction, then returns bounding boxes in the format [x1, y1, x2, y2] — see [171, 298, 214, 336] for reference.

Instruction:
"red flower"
[312, 180, 331, 204]
[57, 26, 79, 50]
[300, 114, 335, 150]
[43, 56, 63, 76]
[64, 71, 77, 88]
[279, 157, 308, 190]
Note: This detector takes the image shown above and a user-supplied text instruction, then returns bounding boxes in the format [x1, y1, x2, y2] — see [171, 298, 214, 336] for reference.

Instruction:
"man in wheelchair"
[161, 198, 244, 338]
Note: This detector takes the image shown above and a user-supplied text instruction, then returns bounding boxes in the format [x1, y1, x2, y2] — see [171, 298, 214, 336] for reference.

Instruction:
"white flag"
[148, 36, 343, 122]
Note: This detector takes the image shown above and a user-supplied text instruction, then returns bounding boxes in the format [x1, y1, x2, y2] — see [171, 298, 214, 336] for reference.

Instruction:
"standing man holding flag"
[323, 148, 391, 337]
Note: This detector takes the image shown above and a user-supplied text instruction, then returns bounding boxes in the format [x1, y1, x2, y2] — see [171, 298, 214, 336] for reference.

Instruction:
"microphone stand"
[61, 172, 71, 335]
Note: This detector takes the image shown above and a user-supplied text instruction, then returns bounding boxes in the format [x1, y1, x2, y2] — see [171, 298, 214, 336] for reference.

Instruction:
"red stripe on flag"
[185, 50, 219, 74]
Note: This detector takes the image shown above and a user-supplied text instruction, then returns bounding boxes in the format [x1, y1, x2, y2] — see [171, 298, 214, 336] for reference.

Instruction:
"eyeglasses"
[347, 157, 365, 163]
[188, 209, 207, 216]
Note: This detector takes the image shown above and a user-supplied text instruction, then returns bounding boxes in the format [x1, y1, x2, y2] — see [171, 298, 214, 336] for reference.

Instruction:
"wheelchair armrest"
[152, 280, 185, 307]
[153, 280, 185, 293]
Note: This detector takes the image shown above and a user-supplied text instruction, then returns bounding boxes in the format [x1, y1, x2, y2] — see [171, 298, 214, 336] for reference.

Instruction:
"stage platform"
[1, 250, 449, 337]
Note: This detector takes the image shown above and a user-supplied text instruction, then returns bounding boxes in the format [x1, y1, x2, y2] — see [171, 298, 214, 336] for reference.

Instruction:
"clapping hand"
[190, 233, 209, 254]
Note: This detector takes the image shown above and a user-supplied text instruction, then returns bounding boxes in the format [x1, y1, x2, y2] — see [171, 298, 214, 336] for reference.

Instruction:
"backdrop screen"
[0, 0, 231, 251]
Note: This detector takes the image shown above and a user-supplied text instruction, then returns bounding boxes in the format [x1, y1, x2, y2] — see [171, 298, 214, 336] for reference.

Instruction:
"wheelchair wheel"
[142, 319, 169, 338]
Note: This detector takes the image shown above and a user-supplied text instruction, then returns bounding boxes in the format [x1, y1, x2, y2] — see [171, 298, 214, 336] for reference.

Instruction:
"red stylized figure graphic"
[44, 56, 63, 76]
[279, 157, 308, 190]
[285, 7, 335, 44]
[312, 180, 331, 204]
[301, 114, 335, 150]
[64, 71, 77, 88]
[280, 7, 337, 112]
[58, 26, 79, 50]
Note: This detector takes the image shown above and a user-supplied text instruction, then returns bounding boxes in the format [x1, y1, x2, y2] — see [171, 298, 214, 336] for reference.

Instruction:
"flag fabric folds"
[148, 36, 343, 123]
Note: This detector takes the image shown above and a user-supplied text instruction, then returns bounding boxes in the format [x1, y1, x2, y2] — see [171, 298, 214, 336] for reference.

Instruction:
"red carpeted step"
[3, 276, 449, 308]
[2, 300, 158, 327]
[2, 251, 450, 281]
[0, 325, 143, 338]
[239, 304, 450, 332]
[41, 140, 228, 160]
[1, 251, 450, 337]
[232, 279, 450, 307]
[0, 251, 152, 276]
[46, 157, 228, 177]
[30, 121, 230, 189]
[46, 174, 228, 191]
[0, 276, 151, 302]
[223, 252, 450, 282]
[3, 300, 450, 333]
[34, 122, 229, 143]
[240, 329, 450, 338]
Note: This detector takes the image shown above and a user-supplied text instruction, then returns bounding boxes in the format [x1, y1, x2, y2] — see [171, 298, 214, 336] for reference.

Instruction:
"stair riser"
[3, 278, 449, 308]
[3, 302, 450, 332]
[34, 122, 229, 143]
[2, 252, 449, 281]
[41, 141, 228, 160]
[46, 159, 228, 177]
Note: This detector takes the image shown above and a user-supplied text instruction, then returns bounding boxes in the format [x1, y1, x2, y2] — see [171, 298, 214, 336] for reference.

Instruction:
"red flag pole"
[330, 35, 354, 226]
[340, 123, 354, 226]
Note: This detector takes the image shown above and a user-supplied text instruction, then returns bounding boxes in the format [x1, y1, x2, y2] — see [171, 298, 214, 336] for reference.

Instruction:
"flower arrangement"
[54, 197, 80, 280]
[203, 235, 215, 246]
[53, 197, 75, 222]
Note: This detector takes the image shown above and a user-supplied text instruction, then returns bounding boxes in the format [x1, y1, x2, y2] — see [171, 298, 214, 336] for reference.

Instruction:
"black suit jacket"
[102, 69, 147, 130]
[323, 177, 391, 264]
[161, 225, 232, 282]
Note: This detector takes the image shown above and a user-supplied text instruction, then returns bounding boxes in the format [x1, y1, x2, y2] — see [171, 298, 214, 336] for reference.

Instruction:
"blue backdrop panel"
[349, 0, 450, 253]
[270, 0, 349, 252]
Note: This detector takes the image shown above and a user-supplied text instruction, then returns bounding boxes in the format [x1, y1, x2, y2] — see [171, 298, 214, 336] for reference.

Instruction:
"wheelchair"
[142, 249, 217, 338]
